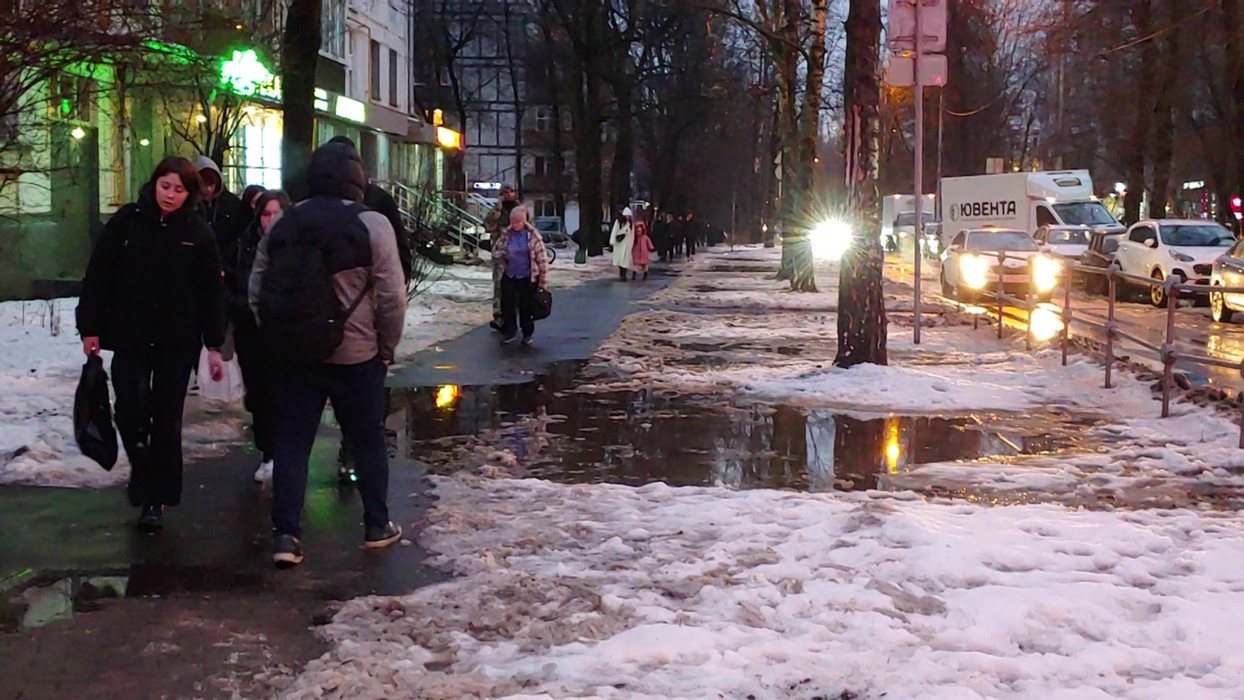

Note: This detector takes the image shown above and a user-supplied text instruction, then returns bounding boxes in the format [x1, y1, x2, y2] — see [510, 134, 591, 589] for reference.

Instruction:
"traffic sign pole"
[913, 1, 924, 345]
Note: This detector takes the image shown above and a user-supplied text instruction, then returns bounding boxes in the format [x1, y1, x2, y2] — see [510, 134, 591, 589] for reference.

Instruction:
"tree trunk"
[1149, 0, 1184, 219]
[610, 86, 635, 210]
[1226, 0, 1244, 223]
[786, 0, 829, 293]
[282, 0, 322, 201]
[1123, 0, 1154, 224]
[571, 57, 606, 255]
[774, 0, 801, 284]
[836, 0, 886, 369]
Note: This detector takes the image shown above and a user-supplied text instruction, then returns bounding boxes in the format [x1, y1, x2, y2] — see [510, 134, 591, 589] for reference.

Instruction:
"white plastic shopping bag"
[198, 348, 245, 403]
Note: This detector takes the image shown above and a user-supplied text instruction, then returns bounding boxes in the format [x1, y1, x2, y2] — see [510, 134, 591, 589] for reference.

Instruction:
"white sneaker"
[254, 460, 274, 483]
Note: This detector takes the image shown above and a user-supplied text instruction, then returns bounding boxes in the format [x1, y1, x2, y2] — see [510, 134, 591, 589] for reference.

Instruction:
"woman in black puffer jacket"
[77, 156, 227, 532]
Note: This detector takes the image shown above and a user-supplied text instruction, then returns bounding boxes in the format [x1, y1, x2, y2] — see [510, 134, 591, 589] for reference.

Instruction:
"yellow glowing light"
[1032, 254, 1061, 294]
[138, 138, 150, 146]
[435, 384, 460, 409]
[70, 127, 86, 140]
[884, 418, 901, 474]
[1030, 306, 1064, 342]
[960, 254, 992, 290]
[195, 114, 208, 123]
[436, 126, 462, 149]
[810, 219, 853, 261]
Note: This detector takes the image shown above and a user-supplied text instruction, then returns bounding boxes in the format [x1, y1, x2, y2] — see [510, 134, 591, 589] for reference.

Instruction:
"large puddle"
[386, 362, 1088, 493]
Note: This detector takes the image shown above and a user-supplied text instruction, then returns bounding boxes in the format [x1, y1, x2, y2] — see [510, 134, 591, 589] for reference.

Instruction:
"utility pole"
[937, 86, 944, 220]
[912, 0, 924, 345]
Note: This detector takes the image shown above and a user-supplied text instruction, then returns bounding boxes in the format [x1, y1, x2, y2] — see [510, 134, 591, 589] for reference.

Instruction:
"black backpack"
[257, 202, 372, 363]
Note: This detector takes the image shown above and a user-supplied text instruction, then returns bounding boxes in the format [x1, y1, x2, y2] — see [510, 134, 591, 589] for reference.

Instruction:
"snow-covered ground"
[284, 475, 1244, 699]
[0, 256, 605, 488]
[275, 244, 1244, 698]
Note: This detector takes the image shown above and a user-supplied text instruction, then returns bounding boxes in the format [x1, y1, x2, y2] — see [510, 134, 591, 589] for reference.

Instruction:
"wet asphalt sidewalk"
[0, 268, 672, 698]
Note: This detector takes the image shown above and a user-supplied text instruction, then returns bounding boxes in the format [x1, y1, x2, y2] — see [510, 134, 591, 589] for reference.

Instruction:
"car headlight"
[1032, 255, 1061, 293]
[810, 220, 853, 261]
[1170, 250, 1194, 263]
[960, 255, 991, 290]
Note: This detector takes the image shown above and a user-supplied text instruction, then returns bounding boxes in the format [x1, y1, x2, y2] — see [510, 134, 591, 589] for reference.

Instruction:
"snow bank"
[284, 476, 1244, 699]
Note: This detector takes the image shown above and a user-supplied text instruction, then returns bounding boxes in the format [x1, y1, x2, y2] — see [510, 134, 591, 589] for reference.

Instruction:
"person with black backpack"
[77, 156, 227, 532]
[248, 142, 408, 568]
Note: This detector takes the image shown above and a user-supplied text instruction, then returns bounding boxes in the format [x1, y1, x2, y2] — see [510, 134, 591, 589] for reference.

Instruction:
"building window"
[533, 156, 549, 176]
[389, 48, 399, 106]
[370, 40, 381, 102]
[321, 0, 346, 60]
[535, 107, 551, 132]
[535, 200, 557, 218]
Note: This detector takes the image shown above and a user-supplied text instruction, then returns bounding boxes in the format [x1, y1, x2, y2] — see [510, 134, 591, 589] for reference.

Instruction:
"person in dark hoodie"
[77, 156, 227, 532]
[229, 189, 291, 483]
[249, 142, 408, 568]
[325, 136, 413, 283]
[194, 156, 248, 264]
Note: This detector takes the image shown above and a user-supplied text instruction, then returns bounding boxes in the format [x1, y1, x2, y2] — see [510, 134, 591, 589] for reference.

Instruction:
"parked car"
[1112, 219, 1234, 307]
[1210, 238, 1244, 322]
[939, 227, 1060, 303]
[1034, 225, 1091, 260]
[1080, 229, 1126, 296]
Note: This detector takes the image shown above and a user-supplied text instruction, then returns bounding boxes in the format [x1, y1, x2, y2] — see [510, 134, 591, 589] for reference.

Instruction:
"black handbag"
[73, 355, 119, 470]
[532, 287, 553, 320]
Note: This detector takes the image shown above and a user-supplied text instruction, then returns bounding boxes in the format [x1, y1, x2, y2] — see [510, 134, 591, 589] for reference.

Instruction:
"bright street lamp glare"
[811, 220, 852, 261]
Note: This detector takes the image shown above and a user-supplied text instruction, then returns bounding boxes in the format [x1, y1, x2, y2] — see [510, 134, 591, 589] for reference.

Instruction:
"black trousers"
[233, 316, 277, 459]
[111, 347, 196, 507]
[272, 357, 390, 538]
[685, 236, 697, 258]
[500, 275, 536, 338]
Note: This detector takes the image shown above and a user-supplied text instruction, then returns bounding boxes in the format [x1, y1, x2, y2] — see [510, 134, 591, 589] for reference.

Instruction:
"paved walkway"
[1, 267, 671, 609]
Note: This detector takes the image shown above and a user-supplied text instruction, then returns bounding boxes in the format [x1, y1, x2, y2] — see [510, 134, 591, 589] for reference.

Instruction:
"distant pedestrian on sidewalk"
[654, 211, 675, 262]
[484, 185, 520, 332]
[493, 205, 550, 346]
[632, 214, 656, 280]
[229, 189, 291, 483]
[249, 142, 408, 568]
[77, 156, 227, 532]
[684, 211, 700, 260]
[194, 156, 247, 264]
[611, 207, 635, 280]
[240, 185, 266, 217]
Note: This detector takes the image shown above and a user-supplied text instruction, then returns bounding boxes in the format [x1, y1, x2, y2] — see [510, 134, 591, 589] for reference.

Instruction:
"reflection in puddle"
[390, 367, 1080, 493]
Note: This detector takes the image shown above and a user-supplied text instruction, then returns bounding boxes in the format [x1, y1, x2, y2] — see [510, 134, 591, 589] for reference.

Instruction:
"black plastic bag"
[532, 288, 553, 321]
[73, 355, 119, 471]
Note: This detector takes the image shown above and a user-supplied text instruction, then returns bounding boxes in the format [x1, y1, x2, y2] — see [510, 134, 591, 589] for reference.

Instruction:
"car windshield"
[1159, 224, 1233, 247]
[535, 220, 558, 232]
[895, 212, 934, 227]
[1053, 202, 1118, 226]
[1046, 229, 1089, 245]
[967, 231, 1038, 252]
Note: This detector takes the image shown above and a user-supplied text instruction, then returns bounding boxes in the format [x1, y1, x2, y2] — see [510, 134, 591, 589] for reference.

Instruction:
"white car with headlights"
[1112, 219, 1235, 307]
[939, 228, 1061, 302]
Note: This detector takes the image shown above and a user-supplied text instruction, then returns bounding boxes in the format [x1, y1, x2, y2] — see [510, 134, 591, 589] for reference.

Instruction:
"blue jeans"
[272, 357, 390, 538]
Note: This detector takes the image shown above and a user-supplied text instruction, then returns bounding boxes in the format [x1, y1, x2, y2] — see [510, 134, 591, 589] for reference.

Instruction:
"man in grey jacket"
[249, 142, 408, 567]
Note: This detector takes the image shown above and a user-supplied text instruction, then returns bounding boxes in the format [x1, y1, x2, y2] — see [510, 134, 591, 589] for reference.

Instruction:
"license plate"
[1002, 275, 1028, 284]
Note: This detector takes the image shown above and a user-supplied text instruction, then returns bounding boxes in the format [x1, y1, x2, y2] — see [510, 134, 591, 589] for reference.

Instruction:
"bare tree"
[835, 0, 886, 368]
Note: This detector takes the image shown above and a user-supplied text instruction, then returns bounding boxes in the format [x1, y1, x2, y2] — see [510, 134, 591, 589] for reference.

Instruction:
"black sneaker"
[489, 320, 504, 332]
[364, 521, 403, 549]
[137, 505, 164, 532]
[500, 334, 520, 346]
[522, 335, 534, 346]
[273, 534, 304, 568]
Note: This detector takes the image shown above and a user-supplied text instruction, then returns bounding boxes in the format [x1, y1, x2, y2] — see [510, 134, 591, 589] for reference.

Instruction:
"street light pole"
[912, 0, 924, 345]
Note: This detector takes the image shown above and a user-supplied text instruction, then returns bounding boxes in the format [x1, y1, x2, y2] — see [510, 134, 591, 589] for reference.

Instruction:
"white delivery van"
[941, 170, 1124, 238]
[881, 193, 936, 252]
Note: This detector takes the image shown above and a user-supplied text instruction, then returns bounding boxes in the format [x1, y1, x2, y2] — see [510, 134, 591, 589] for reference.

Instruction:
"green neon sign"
[220, 49, 281, 100]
